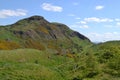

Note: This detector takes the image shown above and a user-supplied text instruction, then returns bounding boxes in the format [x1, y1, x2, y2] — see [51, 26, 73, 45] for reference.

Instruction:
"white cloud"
[115, 18, 120, 22]
[84, 17, 113, 23]
[103, 20, 120, 28]
[116, 22, 120, 28]
[74, 17, 120, 30]
[86, 32, 120, 42]
[76, 21, 87, 24]
[117, 22, 120, 26]
[70, 24, 89, 29]
[79, 25, 89, 29]
[0, 9, 27, 18]
[41, 3, 63, 12]
[101, 18, 113, 22]
[84, 17, 100, 22]
[80, 21, 87, 24]
[95, 5, 104, 10]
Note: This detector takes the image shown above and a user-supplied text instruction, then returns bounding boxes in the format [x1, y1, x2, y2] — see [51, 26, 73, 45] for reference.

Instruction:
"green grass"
[0, 45, 120, 80]
[0, 49, 72, 80]
[0, 36, 120, 80]
[0, 28, 20, 41]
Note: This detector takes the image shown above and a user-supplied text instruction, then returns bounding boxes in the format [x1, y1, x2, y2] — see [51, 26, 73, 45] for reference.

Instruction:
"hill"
[0, 15, 91, 54]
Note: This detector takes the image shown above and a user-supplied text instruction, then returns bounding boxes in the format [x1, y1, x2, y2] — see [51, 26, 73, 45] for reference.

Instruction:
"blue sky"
[1, 0, 120, 42]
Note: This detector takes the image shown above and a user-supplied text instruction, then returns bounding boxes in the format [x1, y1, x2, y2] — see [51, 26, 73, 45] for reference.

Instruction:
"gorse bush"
[0, 40, 20, 50]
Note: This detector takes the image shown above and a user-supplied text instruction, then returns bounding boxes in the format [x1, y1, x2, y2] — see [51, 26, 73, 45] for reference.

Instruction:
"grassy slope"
[0, 42, 120, 80]
[0, 49, 73, 80]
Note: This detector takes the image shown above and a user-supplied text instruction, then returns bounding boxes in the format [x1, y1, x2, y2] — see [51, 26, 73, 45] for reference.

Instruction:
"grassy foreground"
[0, 49, 72, 80]
[0, 44, 120, 80]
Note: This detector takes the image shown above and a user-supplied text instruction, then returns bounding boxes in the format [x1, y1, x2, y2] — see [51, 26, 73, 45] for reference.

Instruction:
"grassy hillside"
[0, 49, 71, 80]
[0, 43, 120, 80]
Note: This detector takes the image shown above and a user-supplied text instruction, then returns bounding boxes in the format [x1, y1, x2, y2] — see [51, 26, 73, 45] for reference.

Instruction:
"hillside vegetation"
[0, 16, 120, 80]
[0, 42, 120, 80]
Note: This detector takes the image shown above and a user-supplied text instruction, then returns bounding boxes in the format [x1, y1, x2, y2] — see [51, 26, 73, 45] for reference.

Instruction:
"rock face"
[0, 15, 91, 52]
